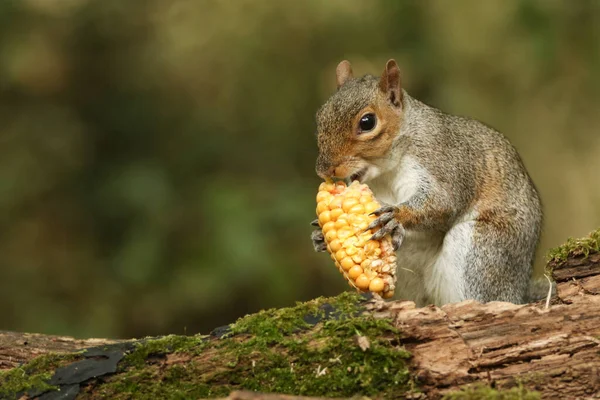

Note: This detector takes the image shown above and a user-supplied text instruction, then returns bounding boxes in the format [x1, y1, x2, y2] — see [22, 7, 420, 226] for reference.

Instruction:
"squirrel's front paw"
[310, 219, 327, 252]
[367, 205, 406, 251]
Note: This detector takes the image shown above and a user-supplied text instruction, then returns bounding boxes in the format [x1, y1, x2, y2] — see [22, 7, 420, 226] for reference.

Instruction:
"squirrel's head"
[315, 59, 404, 183]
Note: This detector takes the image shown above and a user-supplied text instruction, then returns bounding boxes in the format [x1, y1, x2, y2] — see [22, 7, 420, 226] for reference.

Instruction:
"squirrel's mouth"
[349, 168, 367, 183]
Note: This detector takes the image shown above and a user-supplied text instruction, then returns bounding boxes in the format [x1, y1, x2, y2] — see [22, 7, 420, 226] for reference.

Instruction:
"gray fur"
[314, 68, 543, 306]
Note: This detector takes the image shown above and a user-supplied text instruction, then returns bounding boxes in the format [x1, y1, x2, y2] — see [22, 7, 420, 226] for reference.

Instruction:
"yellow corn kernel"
[329, 239, 342, 252]
[369, 277, 385, 293]
[359, 194, 373, 204]
[364, 241, 380, 255]
[364, 201, 379, 215]
[353, 221, 369, 231]
[359, 231, 372, 241]
[355, 274, 370, 290]
[324, 230, 337, 242]
[316, 191, 331, 202]
[318, 210, 331, 225]
[316, 201, 330, 214]
[342, 236, 358, 248]
[340, 257, 355, 270]
[348, 265, 363, 280]
[330, 208, 344, 220]
[351, 253, 363, 264]
[329, 197, 344, 209]
[354, 237, 366, 248]
[342, 198, 359, 212]
[319, 181, 335, 192]
[366, 240, 380, 249]
[334, 219, 348, 230]
[345, 245, 358, 256]
[316, 180, 397, 298]
[322, 221, 336, 233]
[352, 214, 369, 227]
[335, 249, 347, 261]
[335, 182, 347, 192]
[337, 227, 354, 241]
[349, 204, 365, 215]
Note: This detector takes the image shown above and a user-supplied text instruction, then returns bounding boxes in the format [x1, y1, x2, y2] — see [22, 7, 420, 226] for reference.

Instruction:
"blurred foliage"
[0, 0, 599, 339]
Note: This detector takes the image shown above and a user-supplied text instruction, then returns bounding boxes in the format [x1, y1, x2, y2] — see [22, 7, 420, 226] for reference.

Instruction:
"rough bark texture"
[365, 268, 600, 398]
[1, 236, 599, 399]
[0, 332, 124, 372]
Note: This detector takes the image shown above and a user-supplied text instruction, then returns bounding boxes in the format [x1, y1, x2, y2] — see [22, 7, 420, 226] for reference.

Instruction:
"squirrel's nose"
[316, 166, 335, 180]
[316, 163, 348, 180]
[316, 155, 333, 179]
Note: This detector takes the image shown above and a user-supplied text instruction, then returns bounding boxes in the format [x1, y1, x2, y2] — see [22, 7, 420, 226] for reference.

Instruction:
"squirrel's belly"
[396, 230, 444, 271]
[392, 230, 444, 306]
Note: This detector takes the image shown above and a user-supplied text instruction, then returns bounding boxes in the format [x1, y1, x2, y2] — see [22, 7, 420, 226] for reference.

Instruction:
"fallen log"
[0, 229, 599, 400]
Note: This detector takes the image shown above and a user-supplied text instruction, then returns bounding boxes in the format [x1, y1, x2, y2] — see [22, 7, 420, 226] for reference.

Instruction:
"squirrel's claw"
[311, 219, 327, 252]
[366, 211, 394, 231]
[369, 205, 397, 216]
[311, 228, 327, 252]
[370, 219, 398, 241]
[391, 224, 406, 251]
[368, 206, 405, 251]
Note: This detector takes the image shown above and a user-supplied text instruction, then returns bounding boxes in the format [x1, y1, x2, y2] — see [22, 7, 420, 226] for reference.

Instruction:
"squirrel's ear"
[379, 59, 402, 107]
[336, 60, 353, 89]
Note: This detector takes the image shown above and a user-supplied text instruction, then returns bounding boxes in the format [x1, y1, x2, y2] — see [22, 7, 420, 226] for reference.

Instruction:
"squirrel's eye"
[358, 113, 376, 133]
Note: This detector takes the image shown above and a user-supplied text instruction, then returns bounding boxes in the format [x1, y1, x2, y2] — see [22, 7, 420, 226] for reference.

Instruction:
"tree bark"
[1, 246, 599, 399]
[365, 254, 600, 399]
[0, 332, 123, 372]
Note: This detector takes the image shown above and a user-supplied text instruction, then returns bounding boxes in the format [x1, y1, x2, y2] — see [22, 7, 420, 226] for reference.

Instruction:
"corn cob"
[316, 180, 397, 298]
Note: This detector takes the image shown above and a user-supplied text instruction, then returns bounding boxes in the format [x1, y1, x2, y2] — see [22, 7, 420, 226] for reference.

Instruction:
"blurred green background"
[1, 0, 599, 339]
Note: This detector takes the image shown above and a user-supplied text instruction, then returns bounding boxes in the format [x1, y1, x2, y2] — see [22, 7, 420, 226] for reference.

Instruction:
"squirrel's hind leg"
[445, 219, 532, 305]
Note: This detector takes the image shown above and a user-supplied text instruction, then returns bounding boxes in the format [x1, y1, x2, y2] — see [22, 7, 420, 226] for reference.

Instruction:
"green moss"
[123, 334, 209, 368]
[230, 291, 362, 337]
[0, 353, 81, 399]
[547, 228, 600, 267]
[443, 384, 540, 400]
[86, 291, 413, 398]
[89, 366, 229, 399]
[223, 312, 411, 397]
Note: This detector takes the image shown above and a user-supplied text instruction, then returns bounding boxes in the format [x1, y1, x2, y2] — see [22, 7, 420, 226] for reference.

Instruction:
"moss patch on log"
[442, 384, 540, 400]
[547, 228, 600, 267]
[1, 292, 414, 399]
[0, 353, 81, 399]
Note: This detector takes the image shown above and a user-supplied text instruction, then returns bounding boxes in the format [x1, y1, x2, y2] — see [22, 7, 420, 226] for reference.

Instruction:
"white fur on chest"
[367, 156, 425, 206]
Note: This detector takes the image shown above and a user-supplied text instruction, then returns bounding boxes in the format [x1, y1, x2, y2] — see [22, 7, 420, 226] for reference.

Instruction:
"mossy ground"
[0, 353, 81, 399]
[1, 292, 414, 399]
[546, 227, 600, 267]
[442, 384, 540, 400]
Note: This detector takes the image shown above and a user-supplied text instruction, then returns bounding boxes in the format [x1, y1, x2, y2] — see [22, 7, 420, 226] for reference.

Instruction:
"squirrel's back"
[400, 93, 542, 232]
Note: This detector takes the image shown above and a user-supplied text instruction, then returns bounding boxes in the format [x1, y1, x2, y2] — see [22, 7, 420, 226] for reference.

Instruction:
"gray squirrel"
[311, 59, 545, 306]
